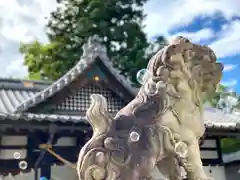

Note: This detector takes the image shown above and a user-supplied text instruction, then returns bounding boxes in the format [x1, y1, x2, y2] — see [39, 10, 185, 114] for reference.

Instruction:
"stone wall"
[224, 162, 240, 180]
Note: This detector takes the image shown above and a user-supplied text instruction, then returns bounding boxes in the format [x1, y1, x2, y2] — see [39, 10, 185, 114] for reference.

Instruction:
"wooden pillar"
[216, 137, 223, 164]
[35, 124, 58, 180]
[40, 162, 51, 180]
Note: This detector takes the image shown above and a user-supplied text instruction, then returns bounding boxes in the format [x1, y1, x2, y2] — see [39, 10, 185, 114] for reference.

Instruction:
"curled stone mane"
[147, 36, 217, 74]
[146, 36, 223, 107]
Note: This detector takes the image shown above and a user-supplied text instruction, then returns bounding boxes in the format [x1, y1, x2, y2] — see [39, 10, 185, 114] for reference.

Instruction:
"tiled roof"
[0, 88, 36, 114]
[0, 84, 123, 123]
[14, 36, 137, 114]
[0, 84, 86, 123]
[0, 79, 77, 123]
[0, 82, 240, 127]
[204, 108, 240, 129]
[0, 78, 50, 114]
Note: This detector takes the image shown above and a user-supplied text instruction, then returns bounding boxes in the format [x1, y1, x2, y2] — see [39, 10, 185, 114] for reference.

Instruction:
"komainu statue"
[77, 36, 223, 180]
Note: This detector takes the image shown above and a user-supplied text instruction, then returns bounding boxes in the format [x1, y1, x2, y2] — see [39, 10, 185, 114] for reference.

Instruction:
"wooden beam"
[0, 145, 26, 149]
[206, 131, 240, 137]
[0, 160, 21, 172]
[216, 137, 223, 164]
[40, 164, 51, 180]
[200, 147, 217, 151]
[0, 123, 91, 132]
[202, 158, 223, 165]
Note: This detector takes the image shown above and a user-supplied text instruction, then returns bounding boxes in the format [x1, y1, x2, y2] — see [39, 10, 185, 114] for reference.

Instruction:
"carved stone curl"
[77, 36, 223, 180]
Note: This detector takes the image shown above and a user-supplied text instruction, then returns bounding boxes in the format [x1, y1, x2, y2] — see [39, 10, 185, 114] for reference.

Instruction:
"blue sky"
[169, 15, 240, 93]
[0, 0, 240, 93]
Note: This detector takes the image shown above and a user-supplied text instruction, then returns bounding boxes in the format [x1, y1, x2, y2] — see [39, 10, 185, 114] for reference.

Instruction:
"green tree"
[20, 0, 167, 84]
[204, 84, 227, 107]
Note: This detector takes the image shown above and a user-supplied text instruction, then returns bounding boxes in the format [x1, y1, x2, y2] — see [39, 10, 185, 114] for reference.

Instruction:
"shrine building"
[0, 39, 240, 180]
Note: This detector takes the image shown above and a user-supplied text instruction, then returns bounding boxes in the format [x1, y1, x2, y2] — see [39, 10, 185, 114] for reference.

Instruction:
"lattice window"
[55, 84, 126, 113]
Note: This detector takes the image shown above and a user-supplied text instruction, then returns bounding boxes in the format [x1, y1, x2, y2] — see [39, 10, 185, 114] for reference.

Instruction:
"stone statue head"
[146, 36, 223, 104]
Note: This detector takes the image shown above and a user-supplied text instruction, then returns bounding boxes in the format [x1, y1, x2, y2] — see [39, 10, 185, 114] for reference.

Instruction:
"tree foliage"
[205, 84, 240, 110]
[204, 84, 227, 107]
[221, 138, 240, 154]
[20, 0, 167, 84]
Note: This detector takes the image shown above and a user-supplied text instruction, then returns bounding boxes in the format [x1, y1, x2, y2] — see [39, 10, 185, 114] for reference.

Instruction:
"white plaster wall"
[51, 165, 78, 180]
[200, 139, 217, 148]
[200, 150, 219, 159]
[0, 136, 27, 160]
[1, 136, 27, 146]
[55, 137, 76, 147]
[0, 149, 27, 159]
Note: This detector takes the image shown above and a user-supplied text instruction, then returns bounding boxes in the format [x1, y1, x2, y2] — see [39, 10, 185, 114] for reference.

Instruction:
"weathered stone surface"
[77, 36, 223, 180]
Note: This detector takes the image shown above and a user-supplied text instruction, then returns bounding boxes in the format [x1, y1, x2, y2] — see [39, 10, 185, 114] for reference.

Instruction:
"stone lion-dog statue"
[77, 36, 223, 180]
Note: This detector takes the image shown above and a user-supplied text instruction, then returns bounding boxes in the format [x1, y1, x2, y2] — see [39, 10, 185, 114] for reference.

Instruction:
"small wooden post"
[40, 162, 51, 180]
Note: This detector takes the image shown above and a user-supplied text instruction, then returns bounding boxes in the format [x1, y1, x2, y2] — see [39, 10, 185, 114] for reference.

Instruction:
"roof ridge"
[0, 81, 49, 91]
[14, 35, 136, 113]
[14, 36, 101, 113]
[0, 78, 52, 84]
[100, 54, 137, 94]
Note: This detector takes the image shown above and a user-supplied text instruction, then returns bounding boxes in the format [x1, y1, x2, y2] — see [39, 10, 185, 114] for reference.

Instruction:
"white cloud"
[209, 20, 240, 58]
[143, 0, 240, 38]
[4, 58, 28, 78]
[0, 0, 57, 78]
[221, 79, 238, 87]
[171, 28, 215, 43]
[223, 64, 238, 72]
[0, 0, 57, 43]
